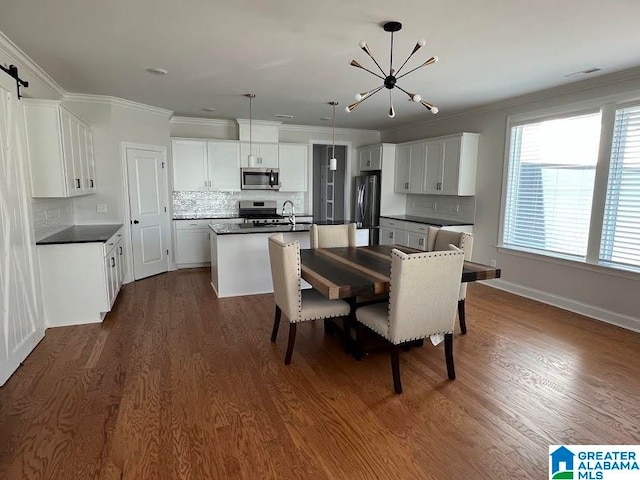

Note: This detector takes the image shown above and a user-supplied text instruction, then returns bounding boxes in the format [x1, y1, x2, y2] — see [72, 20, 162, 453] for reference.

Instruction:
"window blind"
[503, 113, 601, 258]
[600, 105, 640, 269]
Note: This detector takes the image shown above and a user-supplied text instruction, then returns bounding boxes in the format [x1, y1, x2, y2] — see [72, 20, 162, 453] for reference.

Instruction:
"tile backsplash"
[32, 198, 74, 241]
[172, 191, 306, 218]
[406, 194, 476, 223]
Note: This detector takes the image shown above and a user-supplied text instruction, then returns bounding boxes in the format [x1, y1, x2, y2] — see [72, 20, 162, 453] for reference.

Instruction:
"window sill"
[496, 245, 640, 281]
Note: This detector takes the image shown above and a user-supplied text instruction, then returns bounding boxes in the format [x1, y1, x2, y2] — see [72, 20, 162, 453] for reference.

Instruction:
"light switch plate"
[96, 204, 108, 213]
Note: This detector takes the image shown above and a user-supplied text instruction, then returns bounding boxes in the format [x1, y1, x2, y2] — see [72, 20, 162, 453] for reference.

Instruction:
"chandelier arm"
[350, 61, 385, 80]
[347, 85, 384, 111]
[389, 31, 394, 74]
[365, 52, 387, 77]
[395, 85, 416, 99]
[395, 52, 417, 77]
[396, 57, 437, 80]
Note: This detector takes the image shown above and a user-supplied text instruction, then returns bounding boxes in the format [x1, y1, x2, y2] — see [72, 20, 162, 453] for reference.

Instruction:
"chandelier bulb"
[390, 68, 396, 76]
[418, 39, 426, 47]
[359, 40, 367, 49]
[431, 106, 439, 114]
[388, 106, 396, 118]
[355, 94, 362, 101]
[345, 105, 351, 113]
[412, 94, 422, 103]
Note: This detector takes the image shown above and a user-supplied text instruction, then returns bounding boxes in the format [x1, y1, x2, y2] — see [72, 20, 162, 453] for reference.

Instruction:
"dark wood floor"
[1, 268, 639, 479]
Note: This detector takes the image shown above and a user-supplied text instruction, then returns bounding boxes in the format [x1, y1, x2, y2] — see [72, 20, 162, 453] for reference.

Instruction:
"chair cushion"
[299, 289, 350, 322]
[355, 302, 390, 339]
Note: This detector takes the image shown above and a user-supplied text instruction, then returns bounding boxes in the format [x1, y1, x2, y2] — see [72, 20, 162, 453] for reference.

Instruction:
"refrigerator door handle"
[358, 185, 365, 220]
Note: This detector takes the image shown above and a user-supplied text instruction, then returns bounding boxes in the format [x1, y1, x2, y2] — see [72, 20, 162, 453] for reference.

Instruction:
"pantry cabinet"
[24, 100, 96, 197]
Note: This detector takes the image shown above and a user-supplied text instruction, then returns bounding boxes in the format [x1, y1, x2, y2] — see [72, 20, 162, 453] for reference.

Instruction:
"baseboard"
[482, 279, 640, 333]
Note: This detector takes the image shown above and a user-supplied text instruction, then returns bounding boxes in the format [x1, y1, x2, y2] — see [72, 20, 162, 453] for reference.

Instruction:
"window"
[501, 100, 640, 274]
[503, 112, 602, 259]
[600, 105, 640, 269]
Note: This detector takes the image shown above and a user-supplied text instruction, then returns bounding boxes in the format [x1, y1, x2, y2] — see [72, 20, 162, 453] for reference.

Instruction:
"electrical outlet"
[96, 204, 108, 213]
[490, 259, 497, 267]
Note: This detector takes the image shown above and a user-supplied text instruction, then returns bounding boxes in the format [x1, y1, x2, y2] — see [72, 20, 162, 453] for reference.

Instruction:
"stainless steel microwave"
[241, 168, 280, 190]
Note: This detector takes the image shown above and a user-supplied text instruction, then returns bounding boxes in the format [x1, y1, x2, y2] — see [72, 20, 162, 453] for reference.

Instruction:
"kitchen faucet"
[282, 200, 296, 226]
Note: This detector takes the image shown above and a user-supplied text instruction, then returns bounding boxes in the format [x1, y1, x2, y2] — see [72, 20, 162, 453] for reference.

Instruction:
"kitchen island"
[209, 222, 369, 298]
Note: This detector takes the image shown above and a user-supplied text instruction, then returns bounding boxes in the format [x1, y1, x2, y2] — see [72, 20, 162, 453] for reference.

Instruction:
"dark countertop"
[37, 224, 124, 245]
[381, 215, 473, 227]
[173, 214, 241, 220]
[209, 223, 313, 235]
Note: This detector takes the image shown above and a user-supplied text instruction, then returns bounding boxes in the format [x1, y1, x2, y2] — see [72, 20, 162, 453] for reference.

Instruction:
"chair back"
[387, 248, 464, 344]
[430, 229, 474, 300]
[268, 234, 301, 321]
[310, 223, 357, 248]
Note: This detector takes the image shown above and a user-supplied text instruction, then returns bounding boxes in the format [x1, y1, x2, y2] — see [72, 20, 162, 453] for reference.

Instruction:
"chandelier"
[346, 21, 439, 118]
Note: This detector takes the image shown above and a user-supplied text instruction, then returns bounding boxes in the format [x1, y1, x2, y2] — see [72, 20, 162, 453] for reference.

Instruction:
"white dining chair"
[354, 247, 465, 393]
[428, 227, 474, 334]
[309, 223, 357, 249]
[268, 234, 351, 364]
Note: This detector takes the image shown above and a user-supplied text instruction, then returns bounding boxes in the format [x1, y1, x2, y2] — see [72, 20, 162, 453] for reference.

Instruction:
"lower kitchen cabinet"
[174, 219, 242, 268]
[379, 217, 472, 249]
[37, 228, 124, 327]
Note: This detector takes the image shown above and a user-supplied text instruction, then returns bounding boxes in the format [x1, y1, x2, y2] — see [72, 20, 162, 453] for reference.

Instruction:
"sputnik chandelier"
[346, 21, 439, 118]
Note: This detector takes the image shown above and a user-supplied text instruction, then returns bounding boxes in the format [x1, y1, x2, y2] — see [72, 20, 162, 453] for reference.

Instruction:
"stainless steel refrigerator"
[354, 173, 380, 245]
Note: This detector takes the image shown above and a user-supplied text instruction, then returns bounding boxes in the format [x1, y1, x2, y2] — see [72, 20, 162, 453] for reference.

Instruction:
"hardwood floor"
[1, 268, 639, 479]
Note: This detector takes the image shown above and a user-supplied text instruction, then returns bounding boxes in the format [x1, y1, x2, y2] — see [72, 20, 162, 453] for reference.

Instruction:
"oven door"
[241, 168, 280, 190]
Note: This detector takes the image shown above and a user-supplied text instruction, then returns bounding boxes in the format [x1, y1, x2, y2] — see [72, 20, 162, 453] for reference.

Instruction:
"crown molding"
[0, 30, 65, 99]
[170, 116, 236, 127]
[385, 66, 640, 136]
[236, 118, 282, 127]
[65, 93, 173, 117]
[279, 123, 380, 136]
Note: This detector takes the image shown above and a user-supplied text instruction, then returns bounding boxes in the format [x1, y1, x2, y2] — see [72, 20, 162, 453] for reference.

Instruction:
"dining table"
[300, 244, 502, 300]
[299, 244, 502, 355]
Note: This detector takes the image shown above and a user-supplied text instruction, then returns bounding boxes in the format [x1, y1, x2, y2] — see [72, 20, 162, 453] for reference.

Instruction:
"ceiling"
[1, 0, 640, 130]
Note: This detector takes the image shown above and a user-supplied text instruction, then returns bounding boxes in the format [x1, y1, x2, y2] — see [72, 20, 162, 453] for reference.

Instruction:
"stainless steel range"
[238, 200, 289, 226]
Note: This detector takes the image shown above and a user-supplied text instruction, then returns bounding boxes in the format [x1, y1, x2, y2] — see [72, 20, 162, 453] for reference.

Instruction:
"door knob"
[133, 220, 140, 224]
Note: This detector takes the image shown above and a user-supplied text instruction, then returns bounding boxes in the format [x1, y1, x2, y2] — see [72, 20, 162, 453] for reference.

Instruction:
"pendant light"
[329, 101, 338, 171]
[245, 93, 256, 167]
[346, 21, 439, 118]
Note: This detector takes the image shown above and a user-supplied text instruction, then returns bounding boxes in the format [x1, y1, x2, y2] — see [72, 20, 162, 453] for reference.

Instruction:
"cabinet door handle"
[437, 182, 442, 190]
[418, 238, 424, 246]
[119, 246, 123, 255]
[405, 182, 409, 190]
[76, 178, 81, 189]
[389, 232, 394, 239]
[111, 257, 115, 267]
[90, 179, 94, 188]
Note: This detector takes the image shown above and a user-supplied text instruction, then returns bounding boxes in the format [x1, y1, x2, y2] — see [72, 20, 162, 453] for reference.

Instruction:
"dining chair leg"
[390, 346, 403, 394]
[284, 322, 297, 365]
[444, 333, 455, 380]
[354, 321, 363, 361]
[271, 306, 282, 343]
[457, 299, 467, 334]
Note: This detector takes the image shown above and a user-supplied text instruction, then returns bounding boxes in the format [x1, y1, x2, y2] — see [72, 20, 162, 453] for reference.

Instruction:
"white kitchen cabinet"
[23, 99, 96, 197]
[174, 218, 242, 268]
[172, 139, 240, 191]
[380, 217, 473, 249]
[379, 227, 408, 246]
[240, 142, 279, 168]
[207, 141, 240, 191]
[37, 227, 124, 327]
[172, 139, 208, 191]
[358, 145, 382, 171]
[394, 142, 426, 193]
[423, 133, 479, 195]
[278, 143, 308, 192]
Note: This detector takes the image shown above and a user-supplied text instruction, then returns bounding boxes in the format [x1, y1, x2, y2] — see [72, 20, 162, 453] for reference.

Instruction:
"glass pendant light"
[245, 94, 256, 167]
[329, 101, 338, 171]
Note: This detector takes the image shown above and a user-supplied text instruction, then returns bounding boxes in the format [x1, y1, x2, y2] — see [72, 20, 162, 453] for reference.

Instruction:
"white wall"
[382, 74, 640, 327]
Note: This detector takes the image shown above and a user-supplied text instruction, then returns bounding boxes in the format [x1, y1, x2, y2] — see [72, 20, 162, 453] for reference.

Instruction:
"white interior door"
[126, 147, 169, 280]
[0, 72, 45, 386]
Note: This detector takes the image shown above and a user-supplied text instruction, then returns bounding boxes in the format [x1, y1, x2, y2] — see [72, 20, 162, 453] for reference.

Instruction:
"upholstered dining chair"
[427, 228, 474, 334]
[268, 234, 351, 365]
[354, 247, 465, 393]
[309, 223, 357, 249]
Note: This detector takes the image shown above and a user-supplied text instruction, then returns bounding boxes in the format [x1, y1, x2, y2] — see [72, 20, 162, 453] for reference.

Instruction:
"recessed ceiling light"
[274, 114, 294, 119]
[320, 117, 331, 121]
[146, 67, 168, 76]
[564, 67, 602, 78]
[202, 107, 216, 112]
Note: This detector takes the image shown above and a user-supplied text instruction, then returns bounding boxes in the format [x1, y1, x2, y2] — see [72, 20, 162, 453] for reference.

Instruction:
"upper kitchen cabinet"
[394, 141, 426, 193]
[424, 133, 479, 196]
[172, 139, 207, 191]
[172, 139, 240, 191]
[358, 145, 382, 171]
[23, 100, 96, 197]
[278, 143, 307, 192]
[207, 141, 240, 191]
[240, 142, 278, 168]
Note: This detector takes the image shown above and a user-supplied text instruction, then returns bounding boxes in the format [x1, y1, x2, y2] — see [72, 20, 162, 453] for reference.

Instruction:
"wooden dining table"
[300, 244, 502, 301]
